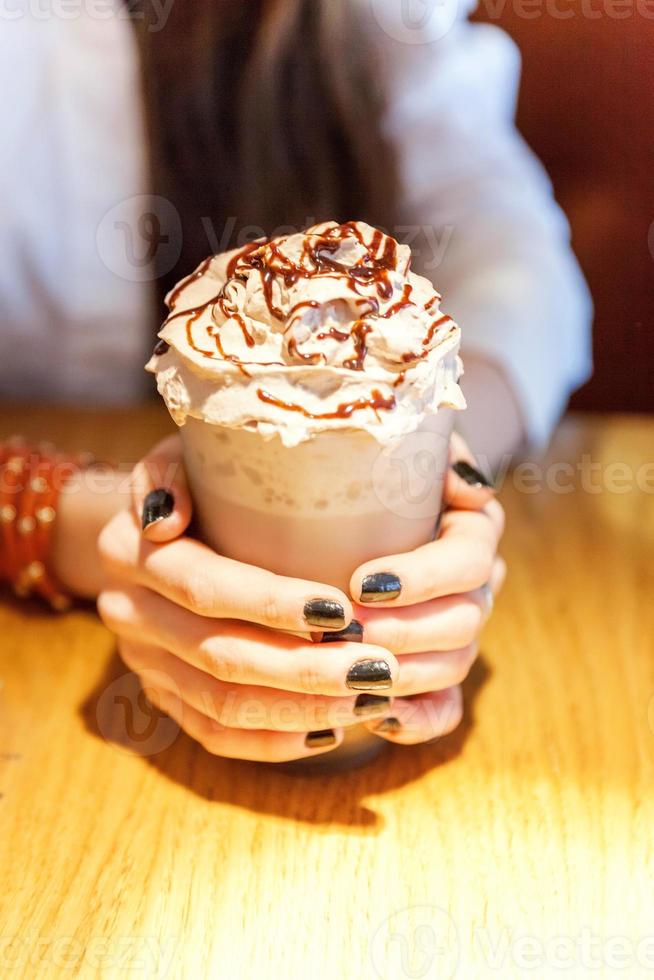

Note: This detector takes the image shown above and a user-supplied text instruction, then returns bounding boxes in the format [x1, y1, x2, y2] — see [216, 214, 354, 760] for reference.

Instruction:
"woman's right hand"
[97, 502, 403, 762]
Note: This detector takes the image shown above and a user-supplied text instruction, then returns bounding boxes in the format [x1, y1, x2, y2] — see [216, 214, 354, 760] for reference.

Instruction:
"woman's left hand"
[348, 477, 505, 743]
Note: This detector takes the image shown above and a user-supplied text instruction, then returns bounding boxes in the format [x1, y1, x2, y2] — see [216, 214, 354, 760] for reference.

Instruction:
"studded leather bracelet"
[0, 438, 99, 611]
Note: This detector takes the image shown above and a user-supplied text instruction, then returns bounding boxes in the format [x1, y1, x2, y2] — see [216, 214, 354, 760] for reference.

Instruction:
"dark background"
[475, 1, 653, 412]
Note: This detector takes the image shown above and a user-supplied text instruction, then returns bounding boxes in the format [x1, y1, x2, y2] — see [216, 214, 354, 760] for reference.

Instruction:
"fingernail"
[152, 338, 170, 356]
[374, 716, 401, 734]
[346, 659, 392, 691]
[452, 460, 494, 489]
[305, 729, 337, 749]
[304, 599, 346, 629]
[320, 620, 363, 644]
[354, 693, 391, 718]
[360, 573, 402, 603]
[142, 488, 174, 530]
[480, 582, 494, 621]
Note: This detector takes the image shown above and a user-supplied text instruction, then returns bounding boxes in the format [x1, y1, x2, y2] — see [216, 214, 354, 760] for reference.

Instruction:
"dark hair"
[133, 0, 399, 304]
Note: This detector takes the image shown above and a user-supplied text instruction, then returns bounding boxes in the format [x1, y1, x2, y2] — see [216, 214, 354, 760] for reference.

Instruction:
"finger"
[99, 509, 354, 633]
[99, 584, 399, 697]
[344, 554, 506, 655]
[443, 432, 495, 511]
[490, 555, 507, 595]
[123, 644, 345, 762]
[365, 686, 463, 745]
[386, 644, 477, 697]
[355, 594, 485, 655]
[147, 685, 345, 762]
[350, 507, 501, 608]
[119, 638, 391, 731]
[478, 498, 506, 540]
[131, 435, 192, 542]
[477, 556, 507, 623]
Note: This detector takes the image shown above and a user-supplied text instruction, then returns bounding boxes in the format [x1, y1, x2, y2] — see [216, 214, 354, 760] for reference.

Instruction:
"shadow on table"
[81, 651, 490, 833]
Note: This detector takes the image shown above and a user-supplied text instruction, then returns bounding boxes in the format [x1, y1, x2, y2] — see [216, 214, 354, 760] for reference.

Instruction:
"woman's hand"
[346, 431, 506, 744]
[97, 432, 504, 762]
[98, 508, 404, 761]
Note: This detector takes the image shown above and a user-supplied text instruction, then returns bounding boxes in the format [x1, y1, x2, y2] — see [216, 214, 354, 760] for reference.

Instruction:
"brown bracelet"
[0, 438, 100, 611]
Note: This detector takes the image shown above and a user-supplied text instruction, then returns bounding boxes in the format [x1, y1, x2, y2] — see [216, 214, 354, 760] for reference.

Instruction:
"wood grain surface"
[0, 406, 653, 980]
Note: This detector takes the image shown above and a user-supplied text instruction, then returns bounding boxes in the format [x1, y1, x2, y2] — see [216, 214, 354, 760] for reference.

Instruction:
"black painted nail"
[374, 717, 401, 734]
[304, 599, 346, 629]
[142, 488, 174, 530]
[354, 694, 391, 718]
[305, 729, 337, 749]
[152, 338, 170, 356]
[360, 573, 402, 603]
[452, 460, 494, 489]
[320, 620, 364, 644]
[346, 660, 393, 691]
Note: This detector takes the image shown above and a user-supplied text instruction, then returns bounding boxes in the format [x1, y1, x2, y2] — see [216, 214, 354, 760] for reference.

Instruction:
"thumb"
[131, 434, 193, 542]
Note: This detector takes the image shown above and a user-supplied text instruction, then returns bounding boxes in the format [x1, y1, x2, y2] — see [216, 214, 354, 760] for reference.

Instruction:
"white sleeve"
[381, 13, 593, 449]
[0, 6, 151, 405]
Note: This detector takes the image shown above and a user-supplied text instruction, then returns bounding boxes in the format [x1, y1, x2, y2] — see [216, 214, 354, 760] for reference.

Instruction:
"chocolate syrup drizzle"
[257, 387, 397, 421]
[155, 223, 455, 420]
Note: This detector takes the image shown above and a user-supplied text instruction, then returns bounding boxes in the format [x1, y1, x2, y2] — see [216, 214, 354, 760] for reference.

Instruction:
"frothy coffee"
[148, 221, 464, 446]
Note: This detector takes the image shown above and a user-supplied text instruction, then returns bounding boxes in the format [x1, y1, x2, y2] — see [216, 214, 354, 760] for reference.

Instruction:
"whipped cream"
[147, 221, 465, 447]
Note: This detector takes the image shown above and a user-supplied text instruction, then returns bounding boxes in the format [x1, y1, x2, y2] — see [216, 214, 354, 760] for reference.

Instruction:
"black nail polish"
[305, 729, 337, 749]
[304, 599, 346, 629]
[152, 338, 170, 356]
[142, 488, 174, 530]
[320, 620, 364, 644]
[452, 460, 494, 489]
[360, 573, 402, 603]
[346, 660, 393, 691]
[374, 717, 401, 734]
[353, 693, 391, 718]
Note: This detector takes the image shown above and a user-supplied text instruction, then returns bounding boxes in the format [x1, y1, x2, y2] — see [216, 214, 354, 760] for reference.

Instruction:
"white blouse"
[0, 0, 592, 447]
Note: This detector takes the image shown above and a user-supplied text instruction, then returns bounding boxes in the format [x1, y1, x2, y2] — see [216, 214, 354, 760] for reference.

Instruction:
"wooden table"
[1, 407, 653, 979]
